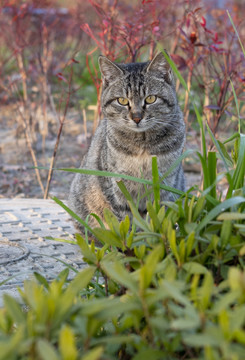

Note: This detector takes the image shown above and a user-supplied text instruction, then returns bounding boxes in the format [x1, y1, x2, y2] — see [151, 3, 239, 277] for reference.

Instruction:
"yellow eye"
[145, 95, 157, 104]
[118, 97, 129, 106]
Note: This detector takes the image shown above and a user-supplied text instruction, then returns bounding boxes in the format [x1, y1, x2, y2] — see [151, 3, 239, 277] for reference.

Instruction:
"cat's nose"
[132, 113, 142, 124]
[133, 117, 142, 124]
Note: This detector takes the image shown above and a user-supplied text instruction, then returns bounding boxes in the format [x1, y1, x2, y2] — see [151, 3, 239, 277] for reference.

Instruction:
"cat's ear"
[99, 56, 123, 85]
[146, 51, 175, 86]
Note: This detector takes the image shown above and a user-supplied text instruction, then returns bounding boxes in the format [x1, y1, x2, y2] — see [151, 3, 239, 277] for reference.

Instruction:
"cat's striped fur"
[69, 52, 185, 231]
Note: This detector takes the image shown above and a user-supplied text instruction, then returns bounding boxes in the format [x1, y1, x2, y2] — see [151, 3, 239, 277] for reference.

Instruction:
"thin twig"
[44, 67, 73, 199]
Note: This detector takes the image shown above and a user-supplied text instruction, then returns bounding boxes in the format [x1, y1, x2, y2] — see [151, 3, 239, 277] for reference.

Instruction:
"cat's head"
[99, 52, 181, 133]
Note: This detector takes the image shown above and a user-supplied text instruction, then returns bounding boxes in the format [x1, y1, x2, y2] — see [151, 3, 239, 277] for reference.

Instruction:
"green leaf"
[119, 215, 130, 239]
[227, 10, 245, 58]
[101, 260, 138, 293]
[183, 262, 208, 274]
[92, 228, 122, 248]
[232, 134, 245, 189]
[147, 201, 161, 231]
[103, 208, 120, 235]
[66, 266, 96, 296]
[186, 232, 195, 257]
[171, 311, 200, 330]
[117, 180, 150, 232]
[52, 197, 94, 234]
[76, 233, 97, 263]
[169, 229, 180, 266]
[34, 272, 50, 289]
[195, 196, 245, 233]
[217, 140, 233, 167]
[183, 328, 222, 347]
[37, 339, 59, 360]
[3, 295, 25, 324]
[207, 151, 217, 200]
[217, 212, 245, 221]
[0, 327, 24, 360]
[206, 124, 230, 173]
[199, 272, 214, 310]
[220, 220, 232, 247]
[152, 156, 160, 213]
[140, 245, 163, 289]
[132, 349, 166, 360]
[81, 346, 104, 360]
[59, 325, 77, 360]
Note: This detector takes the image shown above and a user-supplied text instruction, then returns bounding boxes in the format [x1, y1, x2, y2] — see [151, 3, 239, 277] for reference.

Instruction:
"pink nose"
[133, 117, 142, 124]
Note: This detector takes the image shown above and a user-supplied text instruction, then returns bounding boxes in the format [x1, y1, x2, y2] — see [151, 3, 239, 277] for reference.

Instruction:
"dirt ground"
[0, 104, 201, 201]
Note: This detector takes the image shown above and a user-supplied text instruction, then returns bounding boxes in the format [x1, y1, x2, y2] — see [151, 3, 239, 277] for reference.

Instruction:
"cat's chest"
[111, 151, 154, 179]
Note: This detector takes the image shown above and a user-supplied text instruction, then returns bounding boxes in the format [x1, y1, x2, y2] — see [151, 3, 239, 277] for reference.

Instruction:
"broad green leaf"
[0, 327, 24, 360]
[80, 296, 139, 319]
[186, 232, 195, 257]
[220, 220, 232, 247]
[66, 266, 96, 296]
[117, 180, 150, 232]
[34, 272, 50, 289]
[103, 208, 120, 235]
[183, 262, 208, 274]
[59, 325, 77, 360]
[3, 295, 25, 324]
[228, 267, 243, 291]
[233, 329, 245, 345]
[140, 245, 163, 289]
[217, 140, 233, 167]
[119, 215, 130, 239]
[37, 339, 59, 360]
[81, 346, 104, 360]
[199, 272, 214, 310]
[171, 313, 200, 330]
[147, 201, 161, 231]
[169, 229, 180, 266]
[76, 233, 97, 263]
[218, 310, 230, 338]
[162, 280, 190, 306]
[92, 228, 122, 248]
[101, 260, 138, 293]
[179, 239, 186, 263]
[132, 348, 166, 360]
[217, 212, 245, 221]
[183, 328, 223, 347]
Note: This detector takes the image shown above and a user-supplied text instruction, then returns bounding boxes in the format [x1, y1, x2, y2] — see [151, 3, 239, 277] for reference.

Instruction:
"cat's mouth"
[128, 119, 154, 133]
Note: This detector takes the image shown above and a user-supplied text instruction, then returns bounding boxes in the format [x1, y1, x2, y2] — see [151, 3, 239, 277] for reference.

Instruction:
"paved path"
[0, 198, 87, 306]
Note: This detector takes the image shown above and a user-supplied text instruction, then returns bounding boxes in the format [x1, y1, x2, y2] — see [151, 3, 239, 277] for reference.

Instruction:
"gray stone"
[0, 198, 87, 307]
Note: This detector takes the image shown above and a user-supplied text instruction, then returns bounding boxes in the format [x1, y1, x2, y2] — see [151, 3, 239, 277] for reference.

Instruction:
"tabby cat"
[69, 52, 185, 232]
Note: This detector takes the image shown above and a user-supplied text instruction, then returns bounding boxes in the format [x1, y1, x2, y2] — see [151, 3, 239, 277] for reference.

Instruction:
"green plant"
[1, 146, 245, 359]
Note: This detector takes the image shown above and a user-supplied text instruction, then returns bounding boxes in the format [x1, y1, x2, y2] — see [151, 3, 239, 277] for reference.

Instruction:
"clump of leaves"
[1, 142, 245, 359]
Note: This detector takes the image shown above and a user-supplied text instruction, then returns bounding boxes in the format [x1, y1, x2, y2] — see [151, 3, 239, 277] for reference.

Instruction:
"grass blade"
[195, 196, 245, 233]
[227, 10, 245, 58]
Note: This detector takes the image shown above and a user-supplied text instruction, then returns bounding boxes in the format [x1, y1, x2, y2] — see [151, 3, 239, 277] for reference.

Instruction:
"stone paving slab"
[0, 198, 86, 306]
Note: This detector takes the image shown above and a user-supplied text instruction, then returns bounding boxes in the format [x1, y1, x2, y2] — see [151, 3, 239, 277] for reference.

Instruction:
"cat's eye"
[145, 95, 157, 104]
[118, 97, 129, 106]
